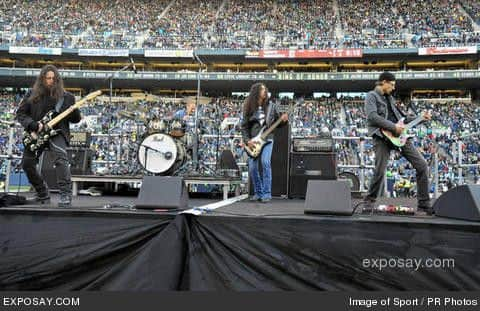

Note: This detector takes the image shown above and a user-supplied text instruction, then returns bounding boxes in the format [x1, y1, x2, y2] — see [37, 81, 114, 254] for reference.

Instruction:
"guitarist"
[363, 72, 432, 214]
[241, 83, 288, 203]
[16, 65, 81, 208]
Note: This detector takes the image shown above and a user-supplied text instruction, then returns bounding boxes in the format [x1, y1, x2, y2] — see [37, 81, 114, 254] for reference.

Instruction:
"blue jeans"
[248, 141, 273, 199]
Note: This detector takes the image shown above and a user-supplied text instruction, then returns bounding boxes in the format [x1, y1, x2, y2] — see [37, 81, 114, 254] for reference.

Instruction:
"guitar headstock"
[84, 90, 102, 101]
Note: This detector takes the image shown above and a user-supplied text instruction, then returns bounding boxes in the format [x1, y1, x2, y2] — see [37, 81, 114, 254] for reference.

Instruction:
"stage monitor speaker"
[304, 180, 352, 215]
[433, 185, 480, 221]
[135, 176, 188, 210]
[289, 152, 337, 199]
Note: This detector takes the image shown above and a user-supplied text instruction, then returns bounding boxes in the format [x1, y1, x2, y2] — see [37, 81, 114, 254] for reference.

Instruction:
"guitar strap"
[55, 94, 65, 113]
[265, 102, 274, 127]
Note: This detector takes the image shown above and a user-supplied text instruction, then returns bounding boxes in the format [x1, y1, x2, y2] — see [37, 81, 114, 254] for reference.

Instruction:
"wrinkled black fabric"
[0, 194, 26, 207]
[0, 211, 479, 290]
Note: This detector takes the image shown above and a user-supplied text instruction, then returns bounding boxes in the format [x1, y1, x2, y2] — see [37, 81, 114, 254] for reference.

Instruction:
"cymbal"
[117, 110, 137, 119]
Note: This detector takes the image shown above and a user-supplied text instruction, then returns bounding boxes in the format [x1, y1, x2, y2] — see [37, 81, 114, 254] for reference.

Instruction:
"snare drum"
[169, 120, 185, 137]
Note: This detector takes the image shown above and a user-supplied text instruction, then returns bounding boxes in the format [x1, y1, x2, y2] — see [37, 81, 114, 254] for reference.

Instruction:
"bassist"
[16, 65, 81, 207]
[363, 72, 432, 214]
[241, 83, 288, 203]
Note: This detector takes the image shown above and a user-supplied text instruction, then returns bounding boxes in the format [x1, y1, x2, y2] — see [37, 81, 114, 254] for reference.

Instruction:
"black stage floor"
[1, 193, 439, 218]
[1, 193, 479, 290]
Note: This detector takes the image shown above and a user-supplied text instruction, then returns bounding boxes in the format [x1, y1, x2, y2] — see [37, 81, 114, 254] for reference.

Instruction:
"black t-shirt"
[385, 95, 398, 123]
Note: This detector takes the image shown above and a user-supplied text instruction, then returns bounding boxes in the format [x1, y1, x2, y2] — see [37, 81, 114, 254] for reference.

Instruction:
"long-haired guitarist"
[363, 72, 432, 214]
[241, 83, 288, 203]
[16, 65, 81, 207]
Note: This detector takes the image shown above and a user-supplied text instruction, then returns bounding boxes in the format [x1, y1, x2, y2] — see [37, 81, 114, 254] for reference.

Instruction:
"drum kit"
[118, 107, 192, 175]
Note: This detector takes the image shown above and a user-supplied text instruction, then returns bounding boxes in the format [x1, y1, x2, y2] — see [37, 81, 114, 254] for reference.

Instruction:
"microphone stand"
[104, 60, 135, 175]
[215, 99, 221, 175]
[192, 52, 204, 172]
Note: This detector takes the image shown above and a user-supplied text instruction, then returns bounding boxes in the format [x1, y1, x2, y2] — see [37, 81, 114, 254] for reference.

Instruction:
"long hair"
[243, 83, 269, 118]
[29, 65, 64, 103]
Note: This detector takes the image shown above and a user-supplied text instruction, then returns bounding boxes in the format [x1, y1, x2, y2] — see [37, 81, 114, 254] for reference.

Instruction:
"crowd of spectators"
[1, 0, 480, 49]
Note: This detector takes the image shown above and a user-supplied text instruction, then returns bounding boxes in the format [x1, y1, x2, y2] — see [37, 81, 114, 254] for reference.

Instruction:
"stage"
[0, 194, 479, 291]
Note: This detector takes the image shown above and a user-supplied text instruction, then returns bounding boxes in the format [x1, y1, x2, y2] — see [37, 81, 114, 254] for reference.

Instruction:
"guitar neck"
[260, 117, 284, 139]
[46, 91, 101, 128]
[404, 115, 424, 131]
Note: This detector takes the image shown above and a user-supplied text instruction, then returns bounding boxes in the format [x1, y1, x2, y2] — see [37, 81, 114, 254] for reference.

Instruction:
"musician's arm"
[240, 115, 251, 143]
[273, 103, 288, 127]
[365, 92, 397, 132]
[16, 94, 38, 132]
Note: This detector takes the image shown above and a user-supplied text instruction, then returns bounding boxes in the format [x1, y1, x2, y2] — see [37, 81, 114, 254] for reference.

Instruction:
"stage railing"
[0, 123, 473, 198]
[457, 132, 480, 185]
[0, 121, 21, 192]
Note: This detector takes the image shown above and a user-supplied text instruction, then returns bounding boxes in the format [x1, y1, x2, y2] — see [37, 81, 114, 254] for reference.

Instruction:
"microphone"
[130, 57, 137, 74]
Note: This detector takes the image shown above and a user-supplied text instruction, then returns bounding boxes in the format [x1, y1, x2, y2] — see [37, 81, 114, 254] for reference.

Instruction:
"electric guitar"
[381, 113, 428, 147]
[244, 105, 294, 158]
[23, 90, 102, 156]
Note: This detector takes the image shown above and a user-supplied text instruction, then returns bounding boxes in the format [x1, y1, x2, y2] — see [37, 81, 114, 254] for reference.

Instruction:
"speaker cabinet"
[289, 152, 337, 199]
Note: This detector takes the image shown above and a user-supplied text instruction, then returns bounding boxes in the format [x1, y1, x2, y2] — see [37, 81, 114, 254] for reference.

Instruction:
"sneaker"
[260, 198, 271, 203]
[27, 187, 50, 204]
[58, 194, 72, 208]
[249, 195, 261, 201]
[417, 202, 434, 216]
[27, 193, 51, 204]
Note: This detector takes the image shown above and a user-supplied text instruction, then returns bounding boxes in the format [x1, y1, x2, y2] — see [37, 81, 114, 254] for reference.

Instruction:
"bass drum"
[138, 133, 186, 175]
[338, 171, 360, 192]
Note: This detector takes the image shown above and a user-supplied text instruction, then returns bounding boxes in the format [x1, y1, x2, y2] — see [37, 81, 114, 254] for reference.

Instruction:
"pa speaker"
[433, 185, 480, 221]
[304, 180, 352, 215]
[136, 176, 188, 210]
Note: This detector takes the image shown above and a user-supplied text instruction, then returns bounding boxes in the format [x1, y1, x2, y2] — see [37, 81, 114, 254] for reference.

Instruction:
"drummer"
[172, 98, 197, 146]
[174, 98, 196, 124]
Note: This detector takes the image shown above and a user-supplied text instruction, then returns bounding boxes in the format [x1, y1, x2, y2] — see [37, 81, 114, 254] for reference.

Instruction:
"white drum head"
[138, 133, 177, 174]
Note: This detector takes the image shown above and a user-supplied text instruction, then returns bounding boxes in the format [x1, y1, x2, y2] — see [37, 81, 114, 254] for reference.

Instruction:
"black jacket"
[364, 87, 416, 138]
[16, 90, 81, 144]
[241, 101, 285, 142]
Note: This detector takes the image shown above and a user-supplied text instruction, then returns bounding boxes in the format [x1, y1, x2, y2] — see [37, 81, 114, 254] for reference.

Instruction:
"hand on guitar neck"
[393, 110, 431, 136]
[382, 110, 432, 148]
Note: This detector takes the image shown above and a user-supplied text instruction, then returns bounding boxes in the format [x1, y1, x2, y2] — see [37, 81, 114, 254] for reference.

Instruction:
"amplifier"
[289, 152, 337, 199]
[292, 138, 334, 152]
[70, 131, 92, 148]
[41, 148, 93, 190]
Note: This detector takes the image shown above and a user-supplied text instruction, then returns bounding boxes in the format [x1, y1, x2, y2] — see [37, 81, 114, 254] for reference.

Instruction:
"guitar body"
[22, 111, 58, 156]
[380, 115, 425, 148]
[244, 129, 267, 158]
[381, 129, 409, 147]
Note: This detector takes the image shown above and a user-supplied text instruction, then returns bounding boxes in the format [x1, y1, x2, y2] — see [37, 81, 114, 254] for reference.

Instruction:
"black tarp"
[0, 210, 479, 290]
